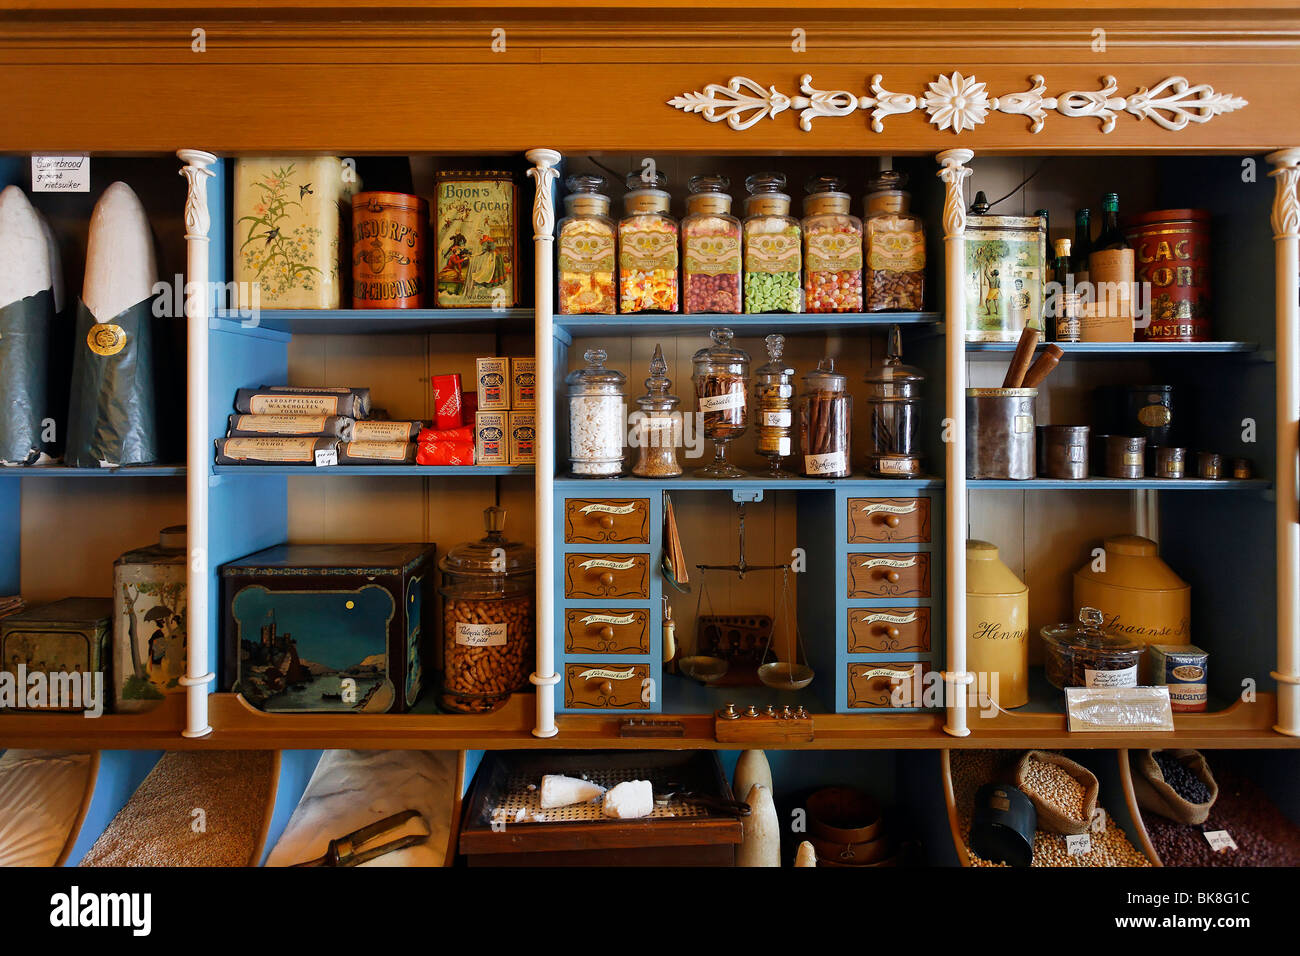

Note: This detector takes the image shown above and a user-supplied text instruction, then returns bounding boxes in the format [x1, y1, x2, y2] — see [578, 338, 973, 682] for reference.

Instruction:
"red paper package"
[416, 438, 475, 466]
[417, 425, 474, 444]
[463, 391, 478, 418]
[432, 373, 464, 429]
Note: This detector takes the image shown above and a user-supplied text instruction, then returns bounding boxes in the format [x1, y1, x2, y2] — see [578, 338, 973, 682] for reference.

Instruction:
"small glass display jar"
[864, 170, 926, 312]
[802, 176, 864, 313]
[682, 175, 742, 314]
[742, 173, 802, 313]
[691, 327, 750, 478]
[557, 174, 616, 315]
[800, 358, 851, 477]
[1041, 606, 1145, 690]
[566, 348, 626, 476]
[438, 506, 537, 714]
[864, 324, 925, 477]
[631, 344, 682, 477]
[618, 171, 679, 313]
[752, 333, 795, 476]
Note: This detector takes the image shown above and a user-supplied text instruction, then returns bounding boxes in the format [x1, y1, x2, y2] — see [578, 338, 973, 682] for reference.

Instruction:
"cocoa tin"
[434, 171, 518, 309]
[1123, 208, 1210, 342]
[352, 191, 427, 308]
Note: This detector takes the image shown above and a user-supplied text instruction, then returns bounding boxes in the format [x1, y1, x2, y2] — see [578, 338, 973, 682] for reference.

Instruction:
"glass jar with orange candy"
[618, 171, 679, 313]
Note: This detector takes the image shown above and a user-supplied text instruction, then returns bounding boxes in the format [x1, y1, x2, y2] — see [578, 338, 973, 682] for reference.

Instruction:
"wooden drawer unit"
[564, 608, 650, 654]
[846, 662, 927, 709]
[847, 552, 931, 599]
[564, 498, 651, 544]
[564, 553, 650, 599]
[564, 663, 651, 709]
[847, 607, 931, 653]
[846, 497, 931, 544]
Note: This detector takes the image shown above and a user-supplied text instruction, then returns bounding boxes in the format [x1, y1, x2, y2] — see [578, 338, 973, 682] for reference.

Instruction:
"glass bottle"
[682, 175, 742, 314]
[1051, 237, 1081, 342]
[556, 174, 616, 315]
[802, 175, 864, 313]
[864, 325, 925, 477]
[631, 344, 682, 477]
[691, 327, 750, 478]
[742, 173, 802, 313]
[800, 358, 851, 478]
[752, 333, 795, 476]
[1087, 193, 1135, 336]
[566, 348, 626, 477]
[1072, 208, 1092, 286]
[618, 170, 678, 313]
[864, 170, 925, 312]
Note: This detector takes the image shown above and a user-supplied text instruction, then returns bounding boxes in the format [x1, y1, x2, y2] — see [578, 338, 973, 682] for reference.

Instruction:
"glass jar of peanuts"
[557, 174, 617, 315]
[438, 506, 537, 713]
[864, 170, 925, 312]
[619, 170, 679, 313]
[566, 347, 627, 477]
[802, 175, 864, 313]
[682, 174, 742, 314]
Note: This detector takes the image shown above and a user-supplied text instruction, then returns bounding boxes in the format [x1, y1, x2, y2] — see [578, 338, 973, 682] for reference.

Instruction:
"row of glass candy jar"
[565, 328, 926, 479]
[556, 171, 925, 316]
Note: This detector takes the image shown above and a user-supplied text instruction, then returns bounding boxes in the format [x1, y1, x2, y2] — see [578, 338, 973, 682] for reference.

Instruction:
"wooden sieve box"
[458, 750, 743, 866]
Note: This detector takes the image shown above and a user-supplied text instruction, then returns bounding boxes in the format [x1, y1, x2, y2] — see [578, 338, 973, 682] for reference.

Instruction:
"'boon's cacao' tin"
[1122, 208, 1211, 342]
[434, 171, 519, 309]
[352, 191, 427, 308]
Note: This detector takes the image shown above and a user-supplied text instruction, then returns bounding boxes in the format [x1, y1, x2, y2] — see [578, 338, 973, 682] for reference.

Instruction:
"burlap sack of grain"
[1131, 749, 1218, 825]
[1014, 750, 1099, 835]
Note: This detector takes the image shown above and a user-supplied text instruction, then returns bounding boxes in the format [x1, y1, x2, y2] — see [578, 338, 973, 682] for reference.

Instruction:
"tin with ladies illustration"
[352, 191, 427, 308]
[434, 171, 518, 309]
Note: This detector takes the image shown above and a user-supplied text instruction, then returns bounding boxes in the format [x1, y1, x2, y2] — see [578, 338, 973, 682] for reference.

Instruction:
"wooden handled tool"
[1021, 344, 1065, 388]
[1002, 326, 1041, 388]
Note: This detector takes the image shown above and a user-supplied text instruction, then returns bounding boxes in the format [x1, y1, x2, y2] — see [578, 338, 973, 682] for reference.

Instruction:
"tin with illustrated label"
[352, 191, 427, 308]
[434, 171, 518, 309]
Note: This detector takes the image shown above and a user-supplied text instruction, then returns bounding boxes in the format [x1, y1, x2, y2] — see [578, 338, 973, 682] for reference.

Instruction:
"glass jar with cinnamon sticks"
[800, 358, 851, 478]
[691, 327, 750, 478]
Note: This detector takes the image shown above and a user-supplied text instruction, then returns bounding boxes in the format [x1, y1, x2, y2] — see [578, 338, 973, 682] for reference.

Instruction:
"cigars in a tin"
[215, 436, 339, 465]
[337, 440, 418, 464]
[227, 414, 355, 440]
[235, 387, 367, 419]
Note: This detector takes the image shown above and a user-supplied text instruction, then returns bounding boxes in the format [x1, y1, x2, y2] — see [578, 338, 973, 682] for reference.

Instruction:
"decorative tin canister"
[1098, 384, 1176, 471]
[966, 540, 1029, 709]
[966, 387, 1037, 479]
[1104, 435, 1146, 478]
[0, 598, 112, 712]
[1123, 208, 1211, 342]
[1038, 424, 1089, 479]
[1199, 452, 1224, 478]
[1073, 534, 1191, 678]
[113, 525, 187, 712]
[964, 214, 1046, 342]
[352, 191, 427, 308]
[1154, 446, 1186, 478]
[434, 171, 518, 309]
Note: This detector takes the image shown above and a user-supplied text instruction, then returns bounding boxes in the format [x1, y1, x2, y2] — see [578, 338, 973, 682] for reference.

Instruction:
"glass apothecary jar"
[632, 344, 682, 477]
[803, 176, 864, 313]
[682, 175, 742, 314]
[753, 333, 795, 476]
[864, 170, 926, 312]
[557, 174, 617, 315]
[865, 325, 925, 477]
[800, 358, 851, 477]
[742, 173, 802, 314]
[692, 327, 750, 478]
[438, 506, 537, 714]
[618, 171, 679, 313]
[1041, 606, 1145, 690]
[567, 348, 626, 477]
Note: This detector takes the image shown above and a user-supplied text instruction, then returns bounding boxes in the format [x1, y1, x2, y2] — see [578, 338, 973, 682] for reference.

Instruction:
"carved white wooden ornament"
[670, 73, 1247, 135]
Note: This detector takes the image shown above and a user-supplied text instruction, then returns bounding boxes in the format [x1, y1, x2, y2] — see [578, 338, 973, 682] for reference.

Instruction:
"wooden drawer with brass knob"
[846, 662, 926, 709]
[564, 553, 650, 599]
[847, 553, 930, 599]
[564, 608, 650, 654]
[847, 607, 931, 653]
[563, 663, 651, 709]
[846, 497, 931, 544]
[564, 498, 651, 544]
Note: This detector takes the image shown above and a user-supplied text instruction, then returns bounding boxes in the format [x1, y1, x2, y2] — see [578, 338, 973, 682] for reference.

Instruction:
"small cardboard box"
[475, 411, 509, 465]
[509, 411, 536, 465]
[476, 357, 511, 411]
[511, 357, 536, 410]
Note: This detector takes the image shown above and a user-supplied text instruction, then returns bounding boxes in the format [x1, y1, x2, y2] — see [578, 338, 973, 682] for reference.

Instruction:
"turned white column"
[1268, 149, 1300, 737]
[526, 148, 561, 738]
[177, 148, 217, 738]
[937, 148, 974, 737]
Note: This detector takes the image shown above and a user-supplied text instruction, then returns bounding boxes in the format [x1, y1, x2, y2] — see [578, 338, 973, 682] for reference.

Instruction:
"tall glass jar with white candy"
[566, 348, 627, 476]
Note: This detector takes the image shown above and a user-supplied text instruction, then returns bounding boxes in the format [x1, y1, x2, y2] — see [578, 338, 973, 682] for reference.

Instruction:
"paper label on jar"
[619, 225, 679, 273]
[1084, 664, 1138, 688]
[558, 223, 615, 275]
[861, 611, 917, 625]
[1066, 833, 1092, 856]
[698, 392, 745, 413]
[806, 230, 863, 273]
[578, 667, 636, 681]
[804, 451, 846, 476]
[859, 557, 916, 569]
[684, 232, 741, 275]
[455, 621, 507, 647]
[868, 220, 925, 273]
[222, 438, 316, 462]
[235, 415, 329, 435]
[744, 230, 801, 274]
[579, 502, 638, 515]
[250, 394, 340, 416]
[876, 458, 913, 474]
[579, 613, 637, 626]
[859, 501, 918, 515]
[760, 409, 792, 428]
[578, 557, 637, 571]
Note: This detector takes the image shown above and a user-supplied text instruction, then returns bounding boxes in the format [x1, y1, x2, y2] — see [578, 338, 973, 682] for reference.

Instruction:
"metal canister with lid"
[438, 507, 536, 713]
[1038, 424, 1089, 479]
[352, 191, 427, 308]
[966, 387, 1037, 479]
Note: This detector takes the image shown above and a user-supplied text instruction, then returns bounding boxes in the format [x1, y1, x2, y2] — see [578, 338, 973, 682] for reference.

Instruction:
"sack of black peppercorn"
[1131, 749, 1218, 825]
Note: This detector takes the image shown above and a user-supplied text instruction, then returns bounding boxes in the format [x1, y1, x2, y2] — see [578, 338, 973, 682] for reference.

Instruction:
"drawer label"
[855, 666, 913, 679]
[579, 502, 638, 515]
[577, 667, 636, 681]
[455, 621, 507, 647]
[579, 557, 638, 571]
[579, 613, 637, 626]
[858, 557, 916, 569]
[859, 611, 918, 625]
[858, 501, 918, 515]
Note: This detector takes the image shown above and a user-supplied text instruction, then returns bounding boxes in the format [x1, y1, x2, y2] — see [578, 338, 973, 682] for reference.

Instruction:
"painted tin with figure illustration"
[964, 215, 1046, 342]
[434, 171, 518, 308]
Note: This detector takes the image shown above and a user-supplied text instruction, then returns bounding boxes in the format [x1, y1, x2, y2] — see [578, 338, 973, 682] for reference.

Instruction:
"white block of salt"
[602, 779, 653, 819]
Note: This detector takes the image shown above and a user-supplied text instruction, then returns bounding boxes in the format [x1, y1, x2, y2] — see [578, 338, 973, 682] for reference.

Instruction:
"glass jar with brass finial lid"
[864, 324, 926, 477]
[691, 327, 751, 478]
[631, 344, 683, 477]
[752, 333, 796, 476]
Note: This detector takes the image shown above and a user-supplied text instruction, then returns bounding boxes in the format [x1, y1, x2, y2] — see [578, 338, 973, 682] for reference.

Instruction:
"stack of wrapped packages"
[416, 372, 478, 466]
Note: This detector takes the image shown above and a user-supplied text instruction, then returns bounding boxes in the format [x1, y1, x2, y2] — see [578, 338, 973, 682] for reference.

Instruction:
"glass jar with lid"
[682, 174, 742, 314]
[742, 173, 802, 313]
[691, 327, 750, 478]
[802, 175, 864, 313]
[800, 358, 851, 477]
[752, 333, 795, 476]
[631, 344, 682, 477]
[864, 170, 926, 312]
[618, 170, 679, 313]
[1040, 606, 1145, 690]
[557, 174, 616, 315]
[438, 506, 537, 713]
[865, 324, 925, 477]
[566, 348, 626, 477]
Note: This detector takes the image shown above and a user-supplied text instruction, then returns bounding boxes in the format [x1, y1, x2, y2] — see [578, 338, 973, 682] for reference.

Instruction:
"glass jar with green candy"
[742, 173, 802, 313]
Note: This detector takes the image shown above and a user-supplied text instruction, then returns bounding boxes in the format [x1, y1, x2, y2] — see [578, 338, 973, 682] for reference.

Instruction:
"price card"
[31, 154, 90, 192]
[314, 448, 338, 467]
[1066, 833, 1092, 855]
[1204, 829, 1238, 852]
[1090, 807, 1107, 834]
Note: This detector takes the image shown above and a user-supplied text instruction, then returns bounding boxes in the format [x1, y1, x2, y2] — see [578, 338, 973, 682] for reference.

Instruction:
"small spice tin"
[966, 387, 1037, 480]
[1198, 451, 1223, 479]
[1122, 208, 1211, 342]
[352, 191, 427, 308]
[508, 411, 536, 465]
[475, 411, 509, 466]
[1038, 424, 1089, 479]
[1097, 385, 1176, 469]
[1231, 457, 1253, 479]
[434, 171, 518, 308]
[964, 214, 1047, 342]
[1154, 446, 1186, 478]
[1105, 435, 1146, 479]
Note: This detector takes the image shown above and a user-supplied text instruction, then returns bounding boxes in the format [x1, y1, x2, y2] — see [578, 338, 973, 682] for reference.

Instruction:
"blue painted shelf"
[966, 340, 1266, 357]
[6, 466, 185, 477]
[554, 475, 944, 491]
[968, 477, 1270, 490]
[212, 465, 533, 477]
[212, 307, 533, 336]
[556, 311, 940, 338]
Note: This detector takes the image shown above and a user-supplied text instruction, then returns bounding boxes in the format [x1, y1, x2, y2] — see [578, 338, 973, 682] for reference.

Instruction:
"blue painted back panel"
[462, 749, 484, 796]
[0, 477, 18, 594]
[64, 749, 163, 865]
[257, 749, 323, 865]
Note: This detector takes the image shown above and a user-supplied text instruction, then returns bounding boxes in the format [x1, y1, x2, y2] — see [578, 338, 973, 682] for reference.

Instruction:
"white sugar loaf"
[83, 181, 157, 322]
[732, 750, 772, 803]
[737, 783, 780, 867]
[539, 774, 606, 809]
[0, 185, 52, 307]
[602, 779, 653, 819]
[36, 209, 64, 313]
[794, 841, 817, 867]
